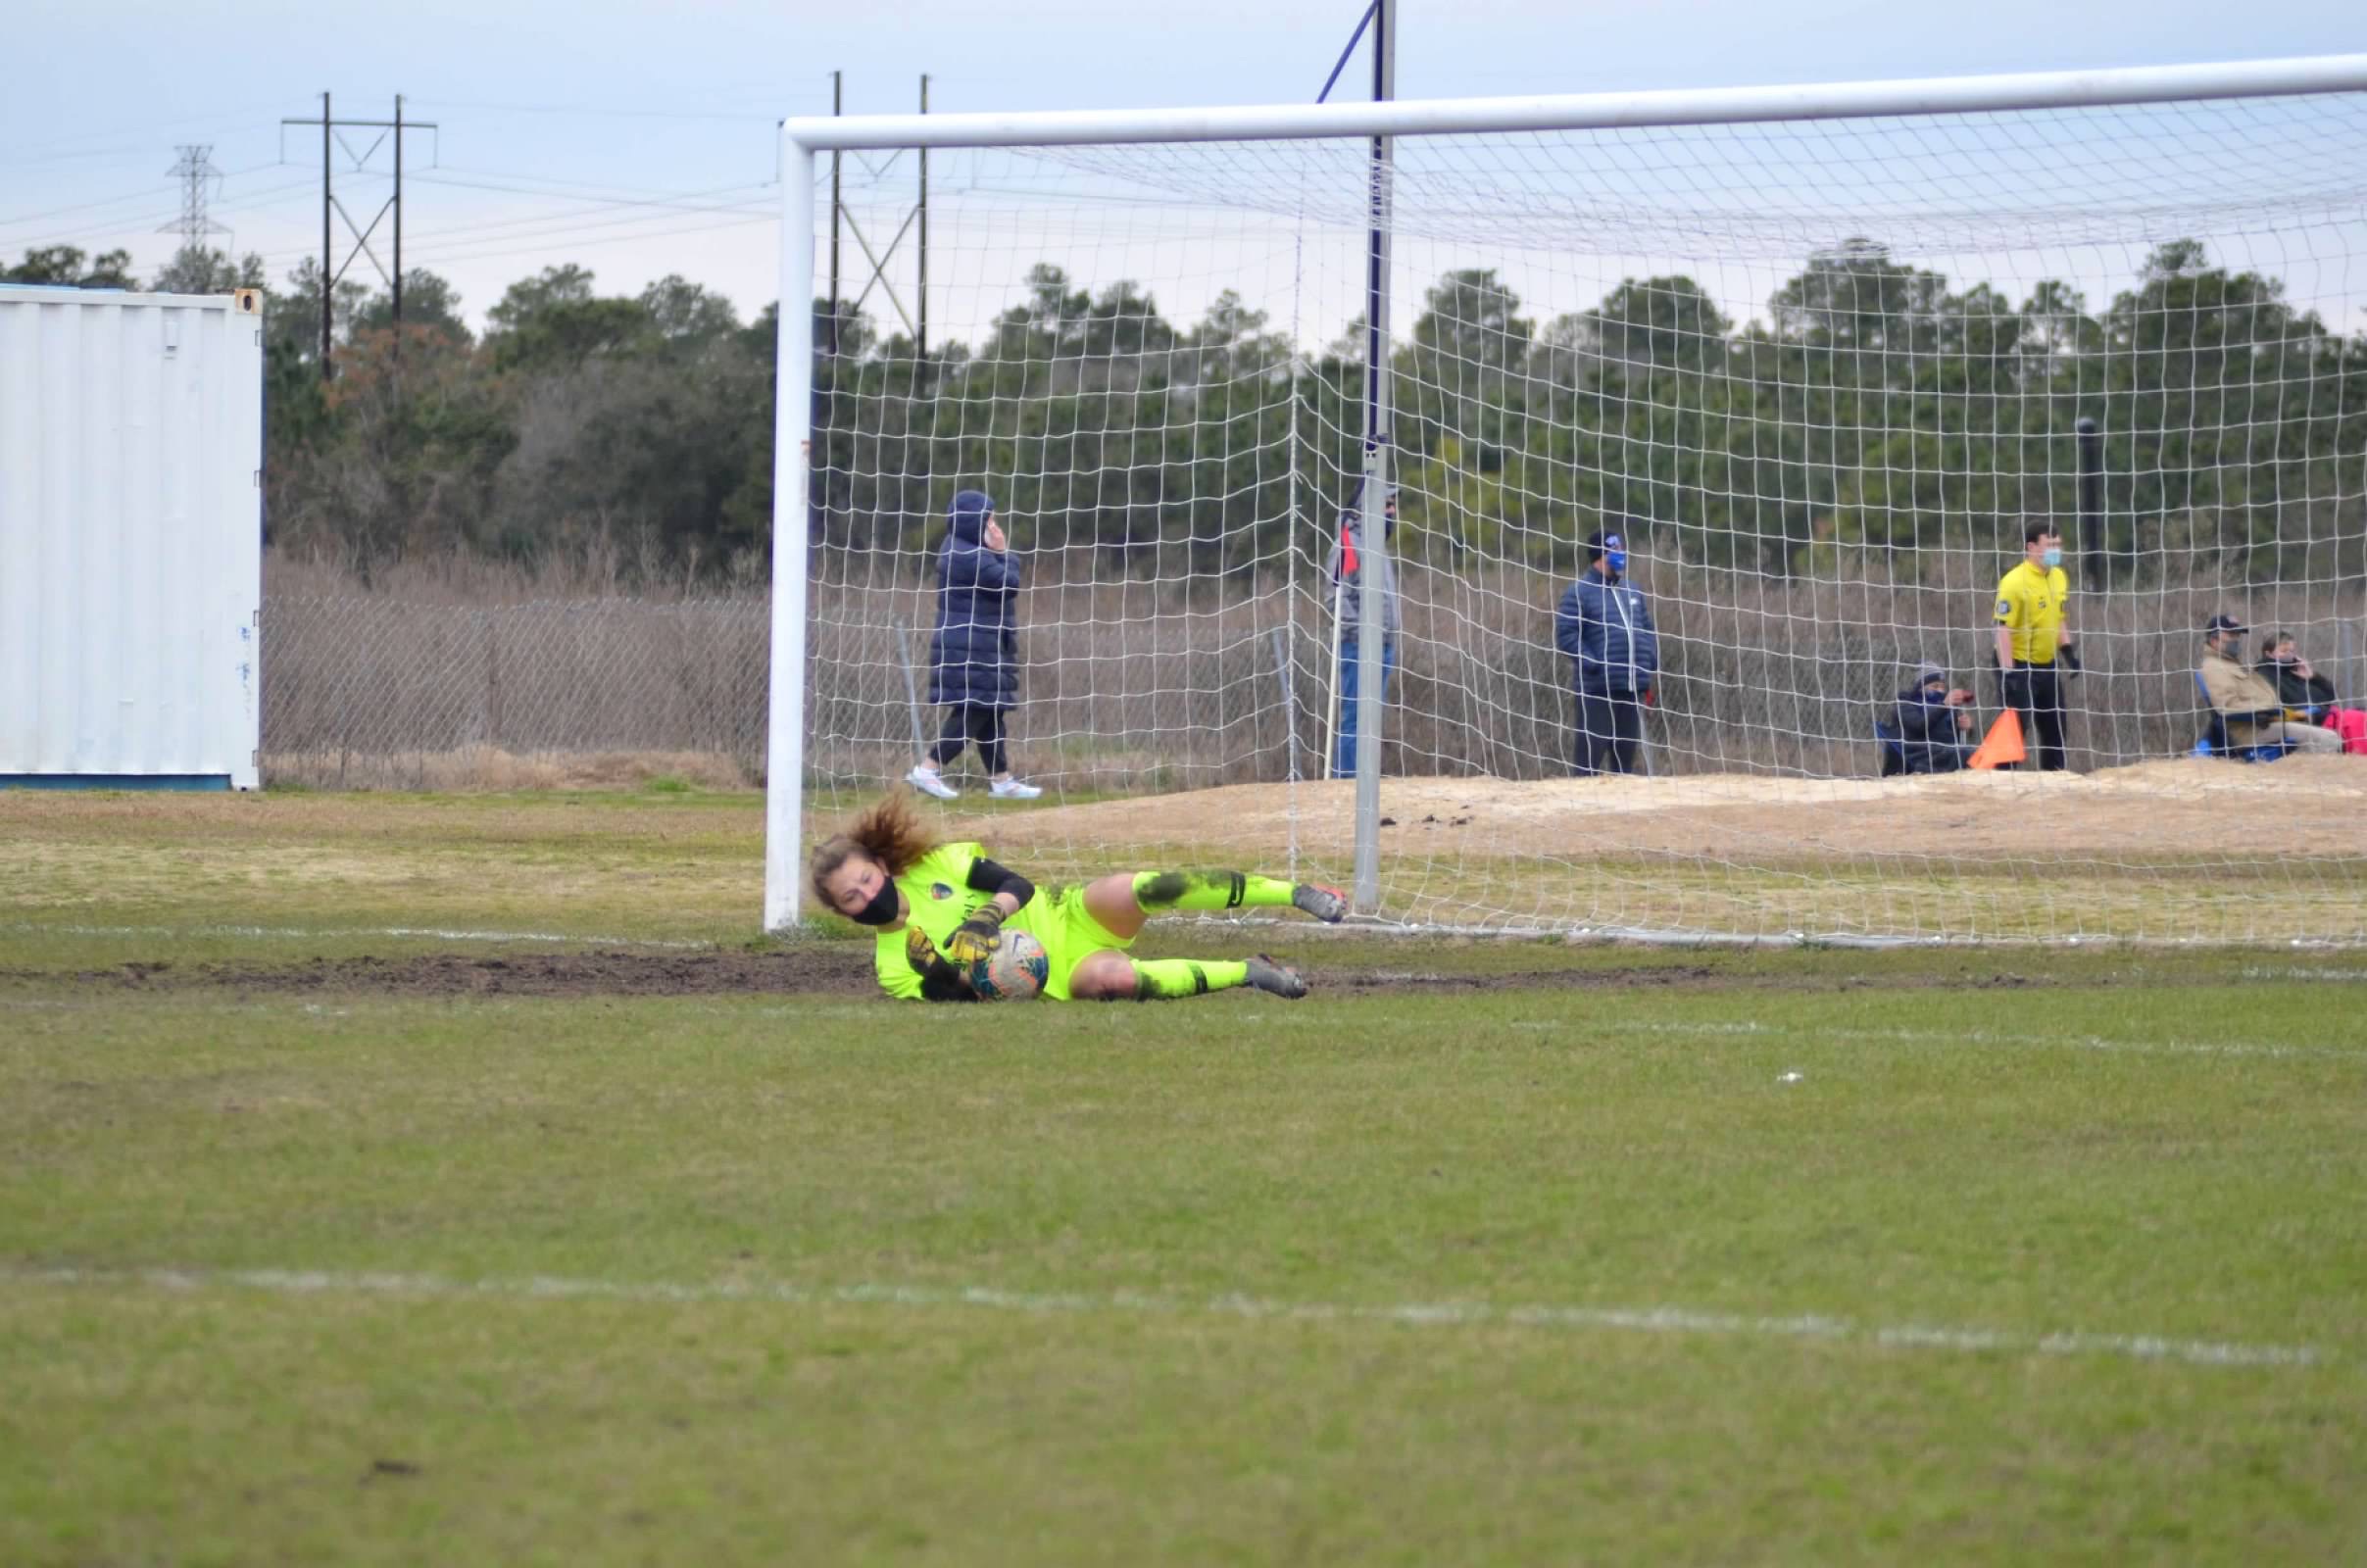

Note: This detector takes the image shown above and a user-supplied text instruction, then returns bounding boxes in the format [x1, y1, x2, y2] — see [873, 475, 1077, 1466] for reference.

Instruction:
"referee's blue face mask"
[2042, 545, 2064, 568]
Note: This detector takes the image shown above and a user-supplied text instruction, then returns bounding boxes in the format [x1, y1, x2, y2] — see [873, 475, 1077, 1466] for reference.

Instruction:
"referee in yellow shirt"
[1993, 522, 2077, 771]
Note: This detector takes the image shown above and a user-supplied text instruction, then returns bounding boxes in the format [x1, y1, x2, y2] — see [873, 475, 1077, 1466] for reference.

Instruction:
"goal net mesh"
[800, 87, 2367, 945]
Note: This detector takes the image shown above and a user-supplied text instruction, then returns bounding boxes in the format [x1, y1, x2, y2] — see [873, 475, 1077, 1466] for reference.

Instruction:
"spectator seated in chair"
[2196, 613, 2342, 758]
[2258, 631, 2367, 756]
[1891, 662, 1977, 774]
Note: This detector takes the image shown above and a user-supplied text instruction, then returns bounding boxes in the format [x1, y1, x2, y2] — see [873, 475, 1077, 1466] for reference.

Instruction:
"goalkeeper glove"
[943, 906, 1007, 965]
[906, 926, 980, 1003]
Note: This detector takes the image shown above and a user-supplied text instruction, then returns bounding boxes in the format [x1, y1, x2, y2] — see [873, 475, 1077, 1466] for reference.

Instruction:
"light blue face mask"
[2042, 546, 2064, 569]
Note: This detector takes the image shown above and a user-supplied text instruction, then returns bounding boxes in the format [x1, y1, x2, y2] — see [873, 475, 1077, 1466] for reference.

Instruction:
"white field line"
[0, 921, 715, 951]
[1506, 1016, 2351, 1060]
[0, 1264, 2327, 1371]
[2241, 966, 2367, 983]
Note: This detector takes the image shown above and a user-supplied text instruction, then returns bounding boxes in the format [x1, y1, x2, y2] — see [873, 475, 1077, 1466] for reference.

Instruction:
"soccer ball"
[970, 930, 1049, 1002]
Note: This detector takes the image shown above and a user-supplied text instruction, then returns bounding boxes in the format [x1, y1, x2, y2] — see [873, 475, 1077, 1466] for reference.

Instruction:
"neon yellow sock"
[1130, 958, 1248, 1001]
[1131, 871, 1294, 913]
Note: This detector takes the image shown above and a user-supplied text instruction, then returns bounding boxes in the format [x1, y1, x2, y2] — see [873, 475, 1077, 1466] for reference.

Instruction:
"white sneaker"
[988, 776, 1043, 800]
[906, 765, 959, 801]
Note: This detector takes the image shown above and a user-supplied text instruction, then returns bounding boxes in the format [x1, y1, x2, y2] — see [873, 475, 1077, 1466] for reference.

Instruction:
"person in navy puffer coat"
[1892, 662, 1976, 774]
[1554, 526, 1660, 776]
[906, 489, 1041, 801]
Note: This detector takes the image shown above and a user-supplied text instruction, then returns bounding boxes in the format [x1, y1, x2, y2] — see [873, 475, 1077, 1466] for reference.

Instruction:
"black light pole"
[392, 94, 404, 331]
[321, 91, 332, 379]
[2077, 416, 2103, 592]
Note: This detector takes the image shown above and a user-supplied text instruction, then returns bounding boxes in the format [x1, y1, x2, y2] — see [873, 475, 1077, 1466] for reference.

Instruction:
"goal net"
[773, 59, 2367, 946]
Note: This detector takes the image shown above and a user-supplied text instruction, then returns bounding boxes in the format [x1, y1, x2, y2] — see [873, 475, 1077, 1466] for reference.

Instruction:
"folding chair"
[1873, 717, 1906, 777]
[2192, 671, 2291, 762]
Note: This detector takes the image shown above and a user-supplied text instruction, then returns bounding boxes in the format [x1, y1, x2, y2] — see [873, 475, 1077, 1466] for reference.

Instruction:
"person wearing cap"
[1992, 522, 2076, 771]
[1327, 485, 1401, 779]
[2198, 613, 2342, 755]
[1894, 662, 1976, 773]
[1555, 525, 1659, 775]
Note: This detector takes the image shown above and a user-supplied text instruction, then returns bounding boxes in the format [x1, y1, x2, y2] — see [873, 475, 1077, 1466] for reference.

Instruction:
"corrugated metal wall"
[0, 286, 263, 786]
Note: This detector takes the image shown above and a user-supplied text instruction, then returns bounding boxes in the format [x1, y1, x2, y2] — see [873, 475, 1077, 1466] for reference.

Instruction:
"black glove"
[1998, 667, 2029, 708]
[2057, 642, 2081, 675]
[907, 926, 980, 1003]
[943, 906, 1006, 966]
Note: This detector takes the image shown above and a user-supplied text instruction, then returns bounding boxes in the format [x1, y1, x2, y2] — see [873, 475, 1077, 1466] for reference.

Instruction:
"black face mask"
[849, 874, 902, 927]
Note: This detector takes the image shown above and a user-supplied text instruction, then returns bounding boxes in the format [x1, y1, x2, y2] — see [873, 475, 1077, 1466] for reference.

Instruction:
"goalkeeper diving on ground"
[811, 790, 1348, 1002]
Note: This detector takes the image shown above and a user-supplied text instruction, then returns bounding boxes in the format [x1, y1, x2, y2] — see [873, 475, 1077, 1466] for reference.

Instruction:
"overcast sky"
[4, 0, 2361, 335]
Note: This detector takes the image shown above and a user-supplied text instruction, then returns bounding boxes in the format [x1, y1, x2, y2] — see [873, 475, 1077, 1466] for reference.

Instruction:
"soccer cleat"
[1244, 955, 1309, 1000]
[1291, 882, 1349, 924]
[905, 765, 960, 801]
[988, 776, 1044, 800]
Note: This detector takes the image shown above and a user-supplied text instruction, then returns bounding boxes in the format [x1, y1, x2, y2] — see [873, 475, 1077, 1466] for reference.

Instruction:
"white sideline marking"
[1507, 1016, 2345, 1060]
[2242, 966, 2367, 983]
[0, 921, 714, 951]
[1, 1264, 2325, 1371]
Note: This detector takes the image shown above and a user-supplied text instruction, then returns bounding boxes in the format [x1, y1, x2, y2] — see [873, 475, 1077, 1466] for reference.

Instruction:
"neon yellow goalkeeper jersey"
[872, 842, 993, 1001]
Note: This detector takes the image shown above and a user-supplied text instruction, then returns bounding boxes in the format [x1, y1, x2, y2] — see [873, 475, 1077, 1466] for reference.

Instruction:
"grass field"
[5, 787, 2366, 1564]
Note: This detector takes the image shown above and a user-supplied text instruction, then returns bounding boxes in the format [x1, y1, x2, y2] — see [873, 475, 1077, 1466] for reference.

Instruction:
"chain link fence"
[264, 596, 770, 789]
[261, 572, 2366, 791]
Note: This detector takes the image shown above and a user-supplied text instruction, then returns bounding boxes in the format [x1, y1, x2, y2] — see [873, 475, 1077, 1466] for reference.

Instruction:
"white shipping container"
[0, 285, 263, 789]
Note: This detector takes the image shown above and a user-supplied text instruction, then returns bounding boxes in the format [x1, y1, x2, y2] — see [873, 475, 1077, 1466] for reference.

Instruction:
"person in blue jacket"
[1893, 662, 1976, 774]
[1327, 485, 1400, 779]
[907, 488, 1042, 801]
[1554, 526, 1659, 776]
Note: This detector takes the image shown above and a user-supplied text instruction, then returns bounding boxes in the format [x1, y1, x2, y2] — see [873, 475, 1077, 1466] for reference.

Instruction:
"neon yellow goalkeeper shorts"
[1011, 884, 1136, 1002]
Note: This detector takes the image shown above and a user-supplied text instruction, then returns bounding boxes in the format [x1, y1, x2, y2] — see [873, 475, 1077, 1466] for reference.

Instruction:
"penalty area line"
[0, 1264, 2326, 1371]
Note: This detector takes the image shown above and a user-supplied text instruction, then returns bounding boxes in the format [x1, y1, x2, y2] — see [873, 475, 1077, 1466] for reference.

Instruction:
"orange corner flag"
[1967, 708, 2026, 770]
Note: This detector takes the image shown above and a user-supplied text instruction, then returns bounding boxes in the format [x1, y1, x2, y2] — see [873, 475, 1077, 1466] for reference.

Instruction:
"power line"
[0, 183, 190, 232]
[395, 209, 779, 270]
[350, 191, 775, 263]
[245, 175, 770, 266]
[403, 96, 799, 122]
[423, 159, 803, 202]
[1, 175, 315, 259]
[0, 161, 288, 235]
[408, 172, 773, 220]
[0, 106, 287, 170]
[245, 186, 770, 270]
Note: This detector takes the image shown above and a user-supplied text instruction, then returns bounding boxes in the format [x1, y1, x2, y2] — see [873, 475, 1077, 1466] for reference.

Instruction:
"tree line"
[10, 235, 2364, 585]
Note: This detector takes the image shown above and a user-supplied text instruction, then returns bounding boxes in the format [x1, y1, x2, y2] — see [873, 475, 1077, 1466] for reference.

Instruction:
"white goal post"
[768, 53, 2367, 944]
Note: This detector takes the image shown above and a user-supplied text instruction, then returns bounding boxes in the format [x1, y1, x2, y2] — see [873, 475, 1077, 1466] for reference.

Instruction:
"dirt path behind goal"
[955, 758, 2367, 865]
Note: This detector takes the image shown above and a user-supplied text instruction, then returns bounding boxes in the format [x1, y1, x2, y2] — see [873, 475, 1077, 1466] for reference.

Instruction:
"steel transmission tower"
[160, 145, 230, 250]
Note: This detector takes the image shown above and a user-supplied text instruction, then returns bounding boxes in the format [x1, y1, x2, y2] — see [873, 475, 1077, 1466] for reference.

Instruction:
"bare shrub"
[262, 544, 2367, 791]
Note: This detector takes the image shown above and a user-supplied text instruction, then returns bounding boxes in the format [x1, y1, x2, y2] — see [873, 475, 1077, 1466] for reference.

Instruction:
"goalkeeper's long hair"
[810, 788, 939, 903]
